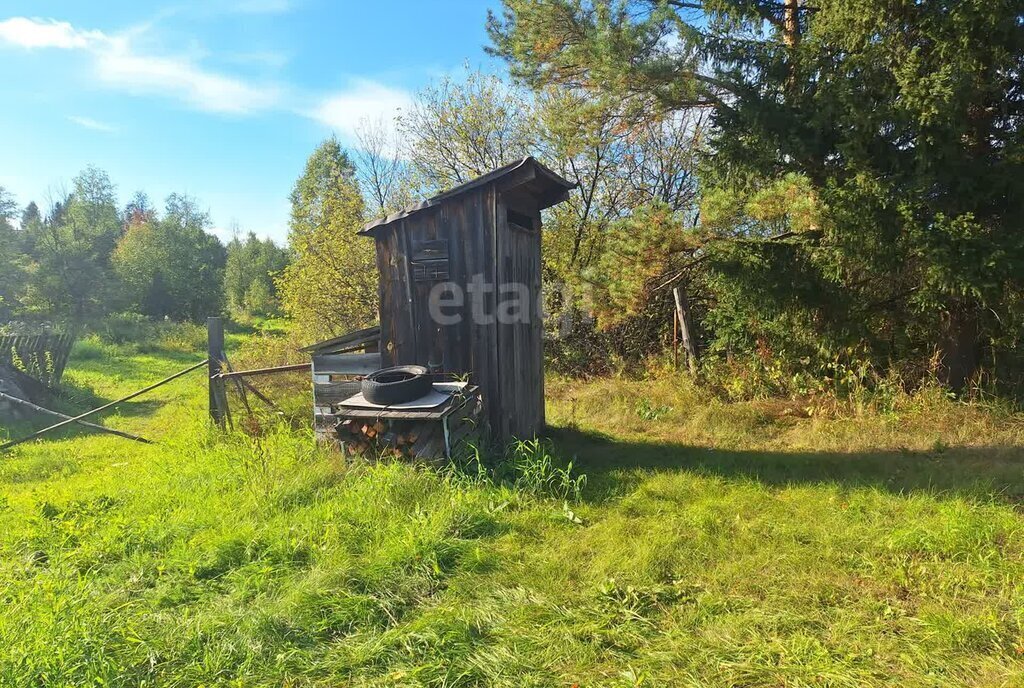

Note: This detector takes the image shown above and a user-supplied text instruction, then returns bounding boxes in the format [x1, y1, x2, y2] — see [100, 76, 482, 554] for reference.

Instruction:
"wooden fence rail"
[0, 332, 76, 388]
[205, 318, 383, 429]
[0, 392, 152, 446]
[0, 358, 207, 451]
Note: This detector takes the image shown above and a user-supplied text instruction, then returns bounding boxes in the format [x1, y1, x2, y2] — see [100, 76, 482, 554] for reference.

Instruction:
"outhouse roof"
[358, 156, 576, 236]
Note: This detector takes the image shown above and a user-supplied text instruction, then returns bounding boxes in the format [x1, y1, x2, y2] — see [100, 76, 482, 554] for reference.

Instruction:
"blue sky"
[0, 1, 500, 243]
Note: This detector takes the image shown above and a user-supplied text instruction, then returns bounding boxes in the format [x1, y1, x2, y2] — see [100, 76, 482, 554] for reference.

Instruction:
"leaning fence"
[0, 332, 76, 388]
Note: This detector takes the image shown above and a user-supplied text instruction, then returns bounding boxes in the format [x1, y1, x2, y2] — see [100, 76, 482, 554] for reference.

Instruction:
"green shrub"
[88, 315, 209, 356]
[148, 321, 206, 354]
[635, 399, 672, 421]
[70, 335, 118, 361]
[94, 312, 153, 345]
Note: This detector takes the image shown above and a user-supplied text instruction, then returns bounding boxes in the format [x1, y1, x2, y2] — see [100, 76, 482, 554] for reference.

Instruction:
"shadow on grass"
[548, 426, 1024, 504]
[69, 349, 205, 379]
[2, 396, 164, 440]
[57, 381, 165, 416]
[1, 365, 196, 446]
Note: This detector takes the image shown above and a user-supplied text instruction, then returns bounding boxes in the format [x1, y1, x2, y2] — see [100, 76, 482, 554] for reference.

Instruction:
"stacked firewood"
[328, 390, 482, 461]
[335, 418, 431, 458]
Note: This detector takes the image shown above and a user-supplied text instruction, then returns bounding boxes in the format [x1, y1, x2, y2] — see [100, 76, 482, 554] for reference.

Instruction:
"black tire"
[361, 365, 432, 405]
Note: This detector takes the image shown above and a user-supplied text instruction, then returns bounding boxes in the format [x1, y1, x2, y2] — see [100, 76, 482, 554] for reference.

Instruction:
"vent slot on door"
[506, 208, 535, 231]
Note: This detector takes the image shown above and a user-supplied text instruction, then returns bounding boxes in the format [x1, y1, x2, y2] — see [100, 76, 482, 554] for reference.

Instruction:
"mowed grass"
[1, 341, 1024, 686]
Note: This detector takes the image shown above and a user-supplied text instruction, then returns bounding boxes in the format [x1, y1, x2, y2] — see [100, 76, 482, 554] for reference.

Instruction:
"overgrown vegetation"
[3, 2, 1022, 685]
[224, 232, 289, 320]
[489, 0, 1024, 390]
[277, 138, 378, 341]
[4, 0, 1021, 392]
[2, 335, 1024, 686]
[0, 178, 287, 328]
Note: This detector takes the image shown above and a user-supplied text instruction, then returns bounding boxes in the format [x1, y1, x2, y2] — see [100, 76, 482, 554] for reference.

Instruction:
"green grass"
[1, 342, 1024, 686]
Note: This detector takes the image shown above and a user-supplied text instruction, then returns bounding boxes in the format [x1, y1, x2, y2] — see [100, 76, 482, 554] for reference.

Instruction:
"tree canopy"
[113, 194, 227, 321]
[224, 232, 289, 318]
[24, 167, 122, 321]
[2, 173, 239, 327]
[490, 0, 1024, 388]
[277, 137, 378, 341]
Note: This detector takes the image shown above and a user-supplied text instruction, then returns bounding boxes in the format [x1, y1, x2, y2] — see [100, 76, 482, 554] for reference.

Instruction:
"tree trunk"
[783, 0, 801, 48]
[938, 303, 981, 392]
[672, 285, 699, 375]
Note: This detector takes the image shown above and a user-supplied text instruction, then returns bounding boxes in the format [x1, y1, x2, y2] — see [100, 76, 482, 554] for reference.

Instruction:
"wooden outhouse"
[358, 157, 575, 440]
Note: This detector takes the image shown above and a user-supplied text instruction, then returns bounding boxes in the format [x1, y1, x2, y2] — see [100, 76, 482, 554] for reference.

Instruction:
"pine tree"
[489, 0, 1024, 388]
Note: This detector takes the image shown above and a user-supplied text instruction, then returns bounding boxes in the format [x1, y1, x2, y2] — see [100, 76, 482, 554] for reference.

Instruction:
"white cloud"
[0, 16, 280, 115]
[309, 79, 412, 140]
[67, 115, 117, 133]
[0, 17, 106, 49]
[95, 39, 281, 114]
[0, 16, 413, 129]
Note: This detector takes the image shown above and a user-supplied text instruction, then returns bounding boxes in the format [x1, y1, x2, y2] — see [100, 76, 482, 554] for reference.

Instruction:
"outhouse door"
[496, 197, 544, 439]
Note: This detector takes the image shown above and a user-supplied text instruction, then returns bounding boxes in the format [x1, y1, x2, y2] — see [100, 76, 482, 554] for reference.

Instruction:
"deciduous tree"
[399, 70, 535, 191]
[354, 117, 412, 217]
[224, 232, 289, 318]
[0, 187, 27, 320]
[277, 138, 378, 341]
[27, 167, 122, 321]
[113, 194, 226, 320]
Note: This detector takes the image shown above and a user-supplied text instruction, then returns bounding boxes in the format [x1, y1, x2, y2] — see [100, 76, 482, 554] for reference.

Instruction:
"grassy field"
[2, 335, 1024, 686]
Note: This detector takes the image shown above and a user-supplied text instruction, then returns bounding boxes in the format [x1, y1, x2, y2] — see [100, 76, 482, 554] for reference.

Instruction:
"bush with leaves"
[490, 0, 1024, 392]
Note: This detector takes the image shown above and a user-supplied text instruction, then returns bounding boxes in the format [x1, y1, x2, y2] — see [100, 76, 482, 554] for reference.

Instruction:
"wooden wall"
[371, 182, 545, 441]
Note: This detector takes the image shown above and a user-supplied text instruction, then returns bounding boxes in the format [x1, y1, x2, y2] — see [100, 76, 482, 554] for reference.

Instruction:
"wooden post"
[208, 317, 226, 427]
[672, 285, 699, 375]
[672, 306, 679, 370]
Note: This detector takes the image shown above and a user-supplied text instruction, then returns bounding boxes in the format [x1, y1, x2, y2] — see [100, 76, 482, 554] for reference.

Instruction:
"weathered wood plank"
[361, 159, 568, 444]
[208, 317, 226, 427]
[300, 325, 381, 354]
[673, 284, 699, 375]
[411, 238, 449, 261]
[216, 362, 311, 379]
[313, 380, 361, 405]
[311, 353, 381, 375]
[332, 386, 480, 421]
[0, 332, 76, 388]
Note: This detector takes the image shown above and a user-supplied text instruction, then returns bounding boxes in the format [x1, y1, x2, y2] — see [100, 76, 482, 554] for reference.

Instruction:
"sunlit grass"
[1, 342, 1023, 685]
